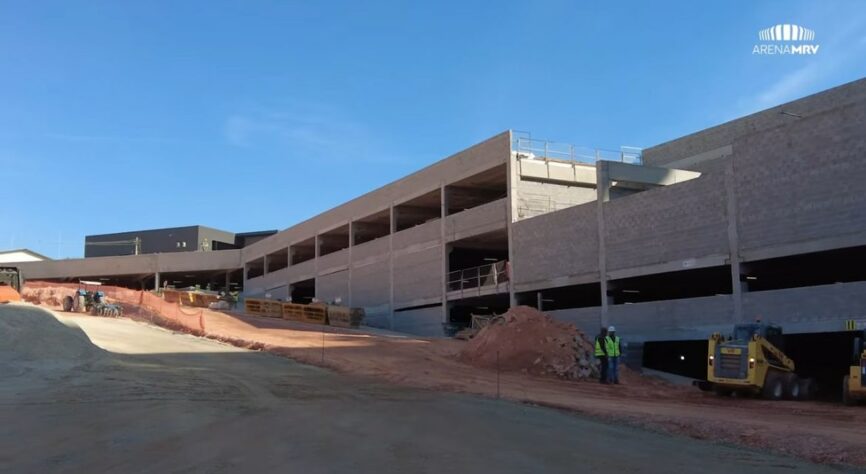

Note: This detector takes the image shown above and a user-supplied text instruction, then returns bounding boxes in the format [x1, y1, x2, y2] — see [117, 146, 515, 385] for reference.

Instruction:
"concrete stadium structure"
[13, 78, 866, 350]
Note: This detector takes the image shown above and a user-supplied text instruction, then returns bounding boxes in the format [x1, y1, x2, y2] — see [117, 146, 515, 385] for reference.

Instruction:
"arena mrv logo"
[753, 24, 820, 55]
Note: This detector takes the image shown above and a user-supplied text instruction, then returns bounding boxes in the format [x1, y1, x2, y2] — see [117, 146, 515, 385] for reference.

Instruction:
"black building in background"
[84, 225, 276, 257]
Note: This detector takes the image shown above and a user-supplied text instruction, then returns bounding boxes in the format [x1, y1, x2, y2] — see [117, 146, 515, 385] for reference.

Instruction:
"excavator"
[705, 322, 816, 400]
[843, 330, 866, 406]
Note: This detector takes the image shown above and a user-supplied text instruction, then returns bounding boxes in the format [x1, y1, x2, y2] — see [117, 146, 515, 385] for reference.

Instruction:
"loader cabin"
[732, 323, 784, 348]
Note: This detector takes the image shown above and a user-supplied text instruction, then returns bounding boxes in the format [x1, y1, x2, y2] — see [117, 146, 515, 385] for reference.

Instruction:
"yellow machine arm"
[755, 335, 795, 372]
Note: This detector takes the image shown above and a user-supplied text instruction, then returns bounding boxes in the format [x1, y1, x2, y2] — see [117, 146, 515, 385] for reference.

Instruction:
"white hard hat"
[608, 325, 616, 332]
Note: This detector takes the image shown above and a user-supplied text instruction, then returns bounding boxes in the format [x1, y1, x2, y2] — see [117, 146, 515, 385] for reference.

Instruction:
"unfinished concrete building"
[13, 78, 866, 377]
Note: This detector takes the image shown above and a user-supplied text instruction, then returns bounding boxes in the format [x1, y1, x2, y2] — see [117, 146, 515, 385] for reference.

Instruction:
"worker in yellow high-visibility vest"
[605, 326, 622, 384]
[594, 327, 609, 384]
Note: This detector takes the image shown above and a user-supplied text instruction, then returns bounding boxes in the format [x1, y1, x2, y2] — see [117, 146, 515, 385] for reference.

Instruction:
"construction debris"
[458, 306, 600, 380]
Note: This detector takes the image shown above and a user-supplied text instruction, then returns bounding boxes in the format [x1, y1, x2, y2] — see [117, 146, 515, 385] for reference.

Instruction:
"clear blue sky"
[2, 1, 864, 258]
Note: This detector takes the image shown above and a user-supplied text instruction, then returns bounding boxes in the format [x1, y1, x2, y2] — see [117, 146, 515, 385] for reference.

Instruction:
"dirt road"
[0, 305, 848, 473]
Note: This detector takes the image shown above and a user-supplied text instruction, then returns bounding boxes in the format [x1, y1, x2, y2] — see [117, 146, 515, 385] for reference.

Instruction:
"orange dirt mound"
[0, 285, 21, 303]
[458, 306, 600, 380]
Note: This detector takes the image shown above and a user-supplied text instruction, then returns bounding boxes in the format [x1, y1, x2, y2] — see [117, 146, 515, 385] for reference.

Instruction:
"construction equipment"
[61, 281, 123, 317]
[0, 267, 23, 303]
[705, 322, 816, 400]
[843, 330, 866, 406]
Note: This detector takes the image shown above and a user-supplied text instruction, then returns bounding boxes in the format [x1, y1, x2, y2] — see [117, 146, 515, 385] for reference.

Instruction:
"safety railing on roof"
[512, 134, 642, 165]
[447, 261, 509, 298]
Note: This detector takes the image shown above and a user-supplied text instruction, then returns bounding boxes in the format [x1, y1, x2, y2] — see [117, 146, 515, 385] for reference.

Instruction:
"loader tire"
[62, 296, 73, 312]
[797, 378, 817, 401]
[762, 371, 785, 400]
[843, 376, 856, 406]
[784, 373, 800, 400]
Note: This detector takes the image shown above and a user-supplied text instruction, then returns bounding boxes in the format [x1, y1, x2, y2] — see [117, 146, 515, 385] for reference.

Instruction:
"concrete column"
[154, 272, 161, 291]
[348, 220, 354, 308]
[536, 292, 543, 311]
[505, 139, 518, 308]
[388, 205, 396, 330]
[724, 160, 744, 322]
[314, 234, 320, 302]
[440, 183, 449, 324]
[596, 161, 611, 327]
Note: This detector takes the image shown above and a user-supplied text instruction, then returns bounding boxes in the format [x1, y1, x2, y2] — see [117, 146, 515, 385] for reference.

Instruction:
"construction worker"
[594, 327, 609, 384]
[605, 326, 622, 384]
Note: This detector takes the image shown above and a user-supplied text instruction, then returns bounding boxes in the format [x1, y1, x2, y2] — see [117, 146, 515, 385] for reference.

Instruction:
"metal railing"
[447, 261, 509, 297]
[512, 135, 642, 165]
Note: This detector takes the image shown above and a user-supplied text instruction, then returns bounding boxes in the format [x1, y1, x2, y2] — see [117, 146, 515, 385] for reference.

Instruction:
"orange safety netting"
[21, 281, 205, 333]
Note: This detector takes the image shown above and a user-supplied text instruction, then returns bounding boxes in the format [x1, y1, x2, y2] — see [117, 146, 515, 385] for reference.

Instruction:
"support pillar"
[596, 161, 611, 327]
[154, 272, 161, 291]
[724, 160, 744, 322]
[440, 183, 449, 325]
[388, 205, 396, 330]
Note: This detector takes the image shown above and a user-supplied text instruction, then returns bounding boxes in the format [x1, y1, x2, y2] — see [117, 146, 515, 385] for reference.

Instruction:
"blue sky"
[2, 1, 865, 258]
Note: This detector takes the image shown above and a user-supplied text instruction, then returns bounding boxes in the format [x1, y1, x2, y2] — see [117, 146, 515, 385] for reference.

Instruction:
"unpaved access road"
[0, 306, 851, 473]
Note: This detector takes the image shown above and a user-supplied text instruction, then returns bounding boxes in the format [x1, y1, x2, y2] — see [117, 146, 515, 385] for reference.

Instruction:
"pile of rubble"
[458, 306, 599, 380]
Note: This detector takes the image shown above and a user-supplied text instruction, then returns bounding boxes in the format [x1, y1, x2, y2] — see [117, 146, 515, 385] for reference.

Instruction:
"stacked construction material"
[458, 306, 600, 380]
[244, 298, 284, 318]
[327, 306, 365, 328]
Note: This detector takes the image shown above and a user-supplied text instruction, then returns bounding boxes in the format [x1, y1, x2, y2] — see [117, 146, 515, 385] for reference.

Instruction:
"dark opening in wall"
[448, 229, 509, 291]
[447, 294, 510, 327]
[394, 188, 441, 231]
[290, 278, 315, 304]
[246, 257, 265, 279]
[318, 224, 350, 256]
[741, 245, 866, 292]
[290, 237, 316, 265]
[516, 282, 601, 311]
[353, 208, 391, 245]
[266, 248, 288, 273]
[445, 164, 508, 215]
[608, 265, 732, 304]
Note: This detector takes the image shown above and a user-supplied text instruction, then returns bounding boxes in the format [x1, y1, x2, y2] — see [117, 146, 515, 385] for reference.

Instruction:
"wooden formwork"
[327, 306, 365, 328]
[302, 303, 328, 325]
[244, 298, 283, 318]
[281, 302, 306, 322]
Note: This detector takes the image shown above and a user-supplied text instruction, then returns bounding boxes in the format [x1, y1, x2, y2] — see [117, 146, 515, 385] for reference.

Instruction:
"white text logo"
[753, 24, 820, 55]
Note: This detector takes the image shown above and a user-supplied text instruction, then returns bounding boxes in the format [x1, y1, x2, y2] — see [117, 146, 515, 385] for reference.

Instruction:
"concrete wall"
[318, 270, 350, 304]
[352, 237, 390, 264]
[351, 260, 390, 308]
[547, 307, 602, 336]
[318, 248, 349, 274]
[734, 97, 866, 260]
[552, 281, 866, 341]
[607, 295, 735, 342]
[393, 246, 442, 307]
[743, 282, 866, 334]
[511, 201, 599, 291]
[445, 198, 507, 241]
[642, 78, 866, 168]
[604, 172, 728, 272]
[393, 306, 444, 336]
[392, 220, 440, 252]
[514, 179, 597, 220]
